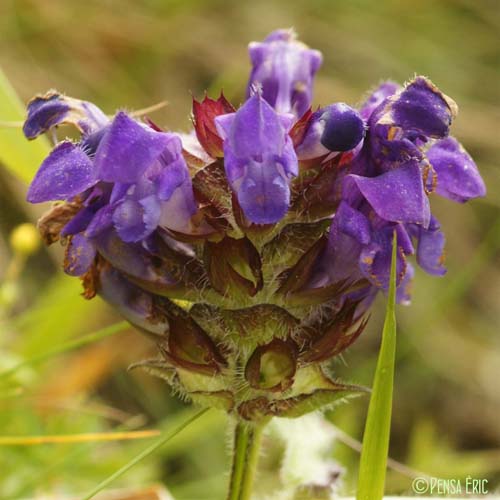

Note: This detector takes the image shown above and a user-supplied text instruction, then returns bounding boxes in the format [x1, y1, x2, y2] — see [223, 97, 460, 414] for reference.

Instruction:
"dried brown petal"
[38, 200, 82, 245]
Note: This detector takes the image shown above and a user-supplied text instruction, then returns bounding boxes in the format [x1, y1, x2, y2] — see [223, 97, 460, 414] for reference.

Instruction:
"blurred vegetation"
[0, 0, 499, 498]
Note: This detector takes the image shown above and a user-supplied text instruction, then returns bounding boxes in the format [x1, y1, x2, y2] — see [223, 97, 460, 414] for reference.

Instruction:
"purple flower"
[23, 91, 108, 139]
[247, 29, 322, 118]
[215, 93, 298, 224]
[22, 29, 488, 421]
[315, 76, 485, 302]
[26, 98, 198, 275]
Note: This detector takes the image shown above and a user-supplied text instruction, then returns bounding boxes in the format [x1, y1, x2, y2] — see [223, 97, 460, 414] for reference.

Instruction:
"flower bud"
[247, 29, 322, 117]
[296, 103, 365, 160]
[9, 223, 40, 256]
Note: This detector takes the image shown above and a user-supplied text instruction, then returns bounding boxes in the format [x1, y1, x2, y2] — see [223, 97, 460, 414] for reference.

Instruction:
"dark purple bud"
[427, 137, 486, 202]
[320, 104, 365, 152]
[296, 104, 365, 160]
[27, 141, 97, 203]
[247, 29, 322, 117]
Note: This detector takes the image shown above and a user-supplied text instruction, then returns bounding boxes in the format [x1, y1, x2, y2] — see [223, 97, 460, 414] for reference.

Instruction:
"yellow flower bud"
[9, 223, 40, 256]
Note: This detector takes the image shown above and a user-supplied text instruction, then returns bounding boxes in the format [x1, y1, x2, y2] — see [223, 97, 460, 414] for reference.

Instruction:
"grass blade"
[0, 429, 160, 446]
[80, 408, 210, 500]
[356, 232, 398, 500]
[0, 67, 50, 183]
[0, 321, 129, 382]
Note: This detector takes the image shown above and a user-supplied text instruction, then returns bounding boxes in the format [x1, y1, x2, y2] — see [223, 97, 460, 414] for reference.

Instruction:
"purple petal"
[360, 81, 401, 121]
[396, 262, 414, 305]
[112, 195, 161, 242]
[359, 225, 407, 290]
[158, 182, 197, 232]
[237, 161, 290, 224]
[415, 216, 446, 276]
[348, 162, 430, 227]
[27, 141, 97, 203]
[23, 92, 108, 139]
[315, 222, 364, 287]
[247, 29, 322, 117]
[61, 206, 97, 236]
[94, 230, 179, 287]
[85, 204, 115, 238]
[334, 201, 371, 245]
[427, 137, 486, 202]
[216, 94, 298, 224]
[64, 233, 96, 276]
[390, 77, 457, 139]
[98, 266, 168, 336]
[153, 135, 192, 201]
[216, 94, 286, 162]
[95, 112, 171, 183]
[395, 224, 415, 255]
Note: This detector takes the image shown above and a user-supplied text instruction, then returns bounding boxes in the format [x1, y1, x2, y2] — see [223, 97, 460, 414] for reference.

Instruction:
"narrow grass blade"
[0, 321, 129, 382]
[0, 429, 160, 446]
[80, 408, 210, 500]
[0, 68, 50, 183]
[356, 232, 398, 500]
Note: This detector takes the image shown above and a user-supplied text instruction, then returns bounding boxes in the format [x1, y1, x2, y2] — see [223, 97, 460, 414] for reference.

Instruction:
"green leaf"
[0, 67, 50, 183]
[80, 408, 210, 500]
[356, 232, 397, 500]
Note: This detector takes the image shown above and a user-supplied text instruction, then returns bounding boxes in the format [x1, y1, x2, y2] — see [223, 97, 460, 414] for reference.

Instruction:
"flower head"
[24, 29, 485, 420]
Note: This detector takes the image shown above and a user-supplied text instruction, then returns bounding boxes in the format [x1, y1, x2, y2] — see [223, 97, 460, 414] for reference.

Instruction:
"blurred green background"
[0, 0, 499, 498]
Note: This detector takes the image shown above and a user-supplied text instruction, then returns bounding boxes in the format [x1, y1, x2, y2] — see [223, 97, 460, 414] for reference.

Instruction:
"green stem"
[227, 420, 265, 500]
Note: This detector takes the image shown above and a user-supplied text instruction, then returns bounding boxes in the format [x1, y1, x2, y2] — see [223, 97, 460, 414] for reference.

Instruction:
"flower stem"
[227, 420, 265, 500]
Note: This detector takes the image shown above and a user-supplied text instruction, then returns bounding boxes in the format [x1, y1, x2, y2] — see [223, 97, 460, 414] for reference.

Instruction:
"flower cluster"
[25, 29, 485, 420]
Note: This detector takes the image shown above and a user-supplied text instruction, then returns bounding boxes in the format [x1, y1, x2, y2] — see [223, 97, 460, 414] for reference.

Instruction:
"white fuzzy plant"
[265, 413, 342, 500]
